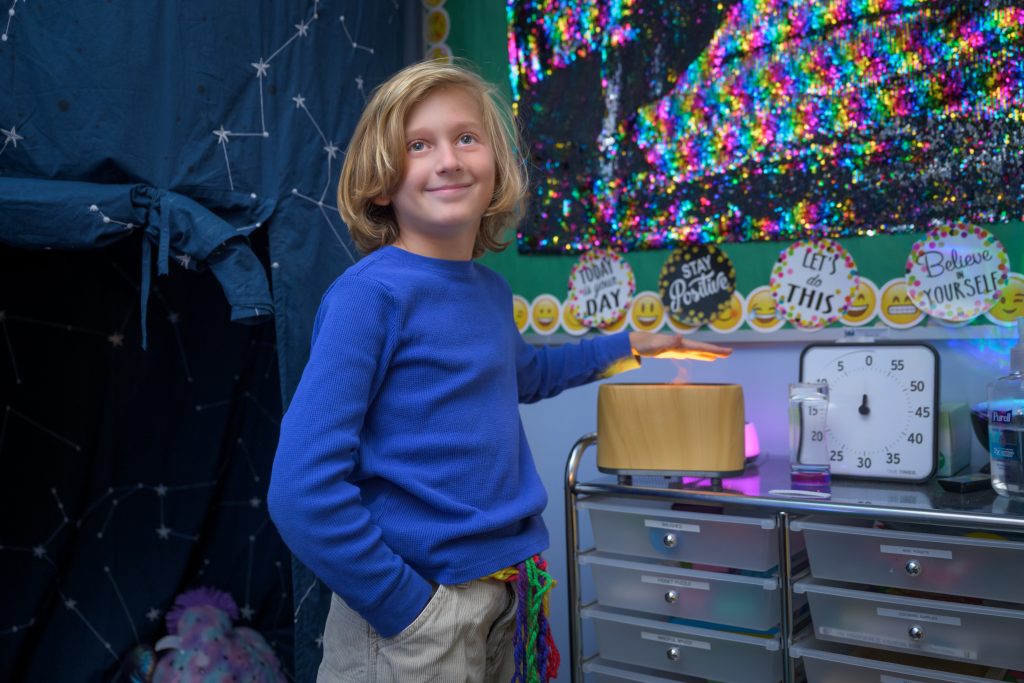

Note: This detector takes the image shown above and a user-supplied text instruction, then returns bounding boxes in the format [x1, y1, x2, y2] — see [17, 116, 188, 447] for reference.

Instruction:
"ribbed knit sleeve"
[514, 330, 639, 404]
[267, 276, 434, 638]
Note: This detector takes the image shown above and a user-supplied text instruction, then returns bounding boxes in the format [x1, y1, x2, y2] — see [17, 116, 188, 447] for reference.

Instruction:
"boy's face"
[379, 86, 495, 258]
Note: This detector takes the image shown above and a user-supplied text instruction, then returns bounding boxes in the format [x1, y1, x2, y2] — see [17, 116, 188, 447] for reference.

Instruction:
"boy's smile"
[378, 86, 495, 260]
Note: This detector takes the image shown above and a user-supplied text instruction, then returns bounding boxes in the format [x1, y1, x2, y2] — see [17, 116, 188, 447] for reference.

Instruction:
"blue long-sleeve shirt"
[268, 245, 637, 637]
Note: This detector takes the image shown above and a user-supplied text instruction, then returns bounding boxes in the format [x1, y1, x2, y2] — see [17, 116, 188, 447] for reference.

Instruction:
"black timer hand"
[858, 394, 870, 416]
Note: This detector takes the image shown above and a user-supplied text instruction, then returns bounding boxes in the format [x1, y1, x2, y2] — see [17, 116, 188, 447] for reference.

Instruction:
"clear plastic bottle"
[988, 319, 1024, 499]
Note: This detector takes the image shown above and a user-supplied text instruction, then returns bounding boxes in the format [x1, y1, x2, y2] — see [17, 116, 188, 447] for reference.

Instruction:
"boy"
[267, 60, 730, 683]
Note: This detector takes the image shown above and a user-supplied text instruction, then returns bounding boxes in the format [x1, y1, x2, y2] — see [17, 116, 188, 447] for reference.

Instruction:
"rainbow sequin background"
[508, 0, 1024, 253]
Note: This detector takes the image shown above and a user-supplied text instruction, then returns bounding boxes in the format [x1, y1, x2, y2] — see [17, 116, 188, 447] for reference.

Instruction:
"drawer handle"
[664, 590, 679, 604]
[908, 625, 925, 641]
[666, 647, 681, 661]
[905, 559, 922, 576]
[662, 533, 678, 548]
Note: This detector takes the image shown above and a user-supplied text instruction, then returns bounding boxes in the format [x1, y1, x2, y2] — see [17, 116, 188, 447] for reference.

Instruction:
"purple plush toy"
[151, 588, 285, 683]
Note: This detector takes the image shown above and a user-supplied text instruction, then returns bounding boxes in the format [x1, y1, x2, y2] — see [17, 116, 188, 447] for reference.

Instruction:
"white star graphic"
[32, 545, 46, 558]
[155, 484, 168, 497]
[324, 142, 339, 160]
[249, 497, 261, 508]
[145, 607, 161, 622]
[315, 633, 324, 648]
[175, 253, 191, 269]
[355, 76, 364, 91]
[167, 312, 179, 324]
[1, 126, 24, 148]
[239, 604, 255, 620]
[64, 598, 77, 610]
[251, 59, 270, 78]
[156, 525, 171, 540]
[295, 21, 310, 37]
[213, 126, 231, 145]
[292, 94, 306, 109]
[107, 332, 124, 347]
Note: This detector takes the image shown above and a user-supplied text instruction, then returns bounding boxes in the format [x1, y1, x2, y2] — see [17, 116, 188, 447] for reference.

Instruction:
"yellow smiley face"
[986, 273, 1024, 326]
[425, 44, 452, 63]
[600, 310, 630, 334]
[512, 295, 529, 333]
[879, 279, 924, 329]
[530, 295, 561, 335]
[666, 315, 701, 334]
[629, 292, 665, 332]
[708, 291, 745, 334]
[745, 286, 783, 332]
[562, 301, 588, 336]
[424, 9, 450, 44]
[841, 279, 879, 327]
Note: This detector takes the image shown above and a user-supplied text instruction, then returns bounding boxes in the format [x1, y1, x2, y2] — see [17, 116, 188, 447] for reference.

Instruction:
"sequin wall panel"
[508, 0, 1024, 253]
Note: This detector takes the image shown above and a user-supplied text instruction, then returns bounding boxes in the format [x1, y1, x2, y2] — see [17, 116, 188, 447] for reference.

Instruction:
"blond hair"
[338, 60, 527, 258]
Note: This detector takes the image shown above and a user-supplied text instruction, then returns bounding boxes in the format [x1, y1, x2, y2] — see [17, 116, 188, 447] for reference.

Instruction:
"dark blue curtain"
[0, 2, 410, 681]
[0, 237, 289, 682]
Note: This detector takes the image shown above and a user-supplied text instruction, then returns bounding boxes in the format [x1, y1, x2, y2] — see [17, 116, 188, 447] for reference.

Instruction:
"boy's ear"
[372, 196, 391, 207]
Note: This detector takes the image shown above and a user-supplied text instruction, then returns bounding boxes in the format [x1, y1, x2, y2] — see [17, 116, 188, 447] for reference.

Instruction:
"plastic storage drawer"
[582, 658, 708, 682]
[582, 605, 783, 683]
[580, 497, 779, 571]
[580, 550, 782, 632]
[790, 517, 1024, 603]
[794, 578, 1024, 670]
[792, 640, 1010, 683]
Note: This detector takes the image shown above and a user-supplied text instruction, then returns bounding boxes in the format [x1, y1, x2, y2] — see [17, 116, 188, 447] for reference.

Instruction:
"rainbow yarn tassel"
[491, 555, 560, 683]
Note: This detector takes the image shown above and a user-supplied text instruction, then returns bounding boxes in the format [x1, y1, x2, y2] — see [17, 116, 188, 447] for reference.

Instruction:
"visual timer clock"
[799, 342, 940, 482]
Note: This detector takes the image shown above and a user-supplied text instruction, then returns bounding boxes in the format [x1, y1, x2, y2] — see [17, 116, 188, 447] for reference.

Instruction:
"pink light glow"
[745, 421, 760, 459]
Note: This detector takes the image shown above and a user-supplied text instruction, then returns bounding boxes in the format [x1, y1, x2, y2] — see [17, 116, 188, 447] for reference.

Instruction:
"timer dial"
[800, 343, 940, 482]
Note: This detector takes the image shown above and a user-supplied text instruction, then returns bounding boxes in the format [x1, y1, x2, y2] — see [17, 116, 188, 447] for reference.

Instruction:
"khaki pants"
[317, 578, 518, 683]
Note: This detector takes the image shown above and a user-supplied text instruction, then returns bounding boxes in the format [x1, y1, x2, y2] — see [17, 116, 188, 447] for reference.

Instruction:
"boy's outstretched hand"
[629, 332, 732, 362]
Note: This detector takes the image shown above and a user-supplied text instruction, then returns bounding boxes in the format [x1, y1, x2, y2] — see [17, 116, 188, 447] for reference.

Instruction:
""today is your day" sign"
[567, 249, 635, 328]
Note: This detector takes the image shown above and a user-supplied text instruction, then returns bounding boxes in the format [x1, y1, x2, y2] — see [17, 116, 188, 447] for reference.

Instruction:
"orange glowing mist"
[670, 362, 690, 385]
[652, 349, 729, 361]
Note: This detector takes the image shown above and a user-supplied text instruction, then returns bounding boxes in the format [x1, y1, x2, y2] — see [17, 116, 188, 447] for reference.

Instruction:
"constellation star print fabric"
[0, 2, 408, 681]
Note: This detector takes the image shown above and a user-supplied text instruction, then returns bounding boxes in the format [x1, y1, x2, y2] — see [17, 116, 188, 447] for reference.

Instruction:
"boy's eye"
[458, 134, 476, 145]
[408, 141, 426, 152]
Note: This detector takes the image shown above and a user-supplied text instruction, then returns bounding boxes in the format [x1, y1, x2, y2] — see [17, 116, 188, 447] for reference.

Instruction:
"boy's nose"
[435, 144, 462, 173]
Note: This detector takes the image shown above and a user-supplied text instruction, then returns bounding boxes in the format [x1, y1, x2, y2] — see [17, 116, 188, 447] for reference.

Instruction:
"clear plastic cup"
[788, 382, 830, 490]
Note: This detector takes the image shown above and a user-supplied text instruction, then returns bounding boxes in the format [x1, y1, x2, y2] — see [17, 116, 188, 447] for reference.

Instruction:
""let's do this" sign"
[771, 239, 859, 329]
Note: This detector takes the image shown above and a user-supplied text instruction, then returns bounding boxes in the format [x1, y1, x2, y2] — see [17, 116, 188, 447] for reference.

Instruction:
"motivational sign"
[658, 243, 736, 325]
[905, 224, 1008, 321]
[770, 239, 858, 328]
[567, 249, 635, 328]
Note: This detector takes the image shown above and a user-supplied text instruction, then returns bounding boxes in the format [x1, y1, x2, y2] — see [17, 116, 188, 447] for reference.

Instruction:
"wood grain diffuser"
[597, 383, 746, 476]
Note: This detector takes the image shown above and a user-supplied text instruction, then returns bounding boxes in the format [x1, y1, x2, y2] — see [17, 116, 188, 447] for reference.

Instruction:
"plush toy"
[146, 587, 285, 683]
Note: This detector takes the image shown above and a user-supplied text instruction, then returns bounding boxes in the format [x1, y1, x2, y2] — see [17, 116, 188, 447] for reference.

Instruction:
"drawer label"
[645, 519, 701, 533]
[641, 631, 711, 650]
[641, 575, 710, 591]
[879, 544, 953, 560]
[923, 643, 977, 660]
[876, 607, 961, 626]
[819, 627, 976, 660]
[880, 676, 927, 683]
[819, 626, 905, 649]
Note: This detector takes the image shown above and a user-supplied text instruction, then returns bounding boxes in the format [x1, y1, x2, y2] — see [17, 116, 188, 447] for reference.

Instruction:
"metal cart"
[565, 433, 1024, 683]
